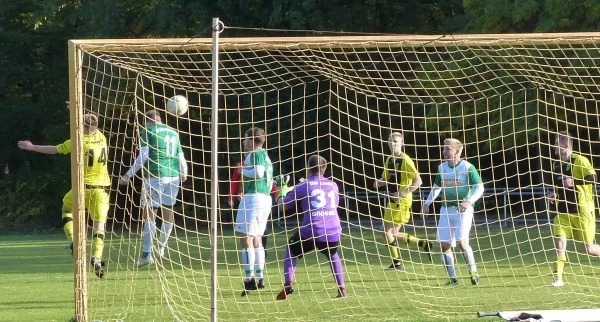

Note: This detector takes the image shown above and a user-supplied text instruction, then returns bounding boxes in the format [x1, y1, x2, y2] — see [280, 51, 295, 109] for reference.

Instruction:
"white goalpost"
[68, 21, 600, 321]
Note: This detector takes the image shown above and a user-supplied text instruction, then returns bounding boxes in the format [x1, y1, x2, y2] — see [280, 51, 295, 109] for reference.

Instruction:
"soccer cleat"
[241, 278, 258, 296]
[422, 241, 434, 262]
[550, 278, 565, 287]
[276, 284, 294, 301]
[384, 262, 404, 271]
[256, 278, 266, 289]
[445, 278, 459, 286]
[470, 272, 480, 285]
[336, 287, 347, 298]
[91, 256, 104, 279]
[136, 256, 155, 268]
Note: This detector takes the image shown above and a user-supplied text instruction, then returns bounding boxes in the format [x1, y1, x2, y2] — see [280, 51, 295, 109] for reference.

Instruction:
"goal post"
[68, 27, 600, 321]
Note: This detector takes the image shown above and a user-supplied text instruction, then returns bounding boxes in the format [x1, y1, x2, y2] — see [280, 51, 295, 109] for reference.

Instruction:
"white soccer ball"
[166, 95, 189, 116]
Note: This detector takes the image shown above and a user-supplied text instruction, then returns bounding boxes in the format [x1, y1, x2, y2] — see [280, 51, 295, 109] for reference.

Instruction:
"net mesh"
[73, 34, 600, 321]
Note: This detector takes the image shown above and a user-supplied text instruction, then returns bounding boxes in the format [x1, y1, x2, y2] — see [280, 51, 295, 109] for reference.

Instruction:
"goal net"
[69, 30, 600, 321]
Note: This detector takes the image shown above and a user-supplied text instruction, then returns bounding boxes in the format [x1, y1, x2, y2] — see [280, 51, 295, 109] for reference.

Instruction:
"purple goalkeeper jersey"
[283, 175, 342, 242]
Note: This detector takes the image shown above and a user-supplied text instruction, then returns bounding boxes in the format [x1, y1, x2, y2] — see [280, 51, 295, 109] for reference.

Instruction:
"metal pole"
[210, 17, 222, 322]
[503, 192, 507, 228]
[68, 40, 88, 322]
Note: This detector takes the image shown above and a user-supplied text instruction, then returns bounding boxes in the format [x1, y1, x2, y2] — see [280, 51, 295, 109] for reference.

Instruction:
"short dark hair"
[83, 114, 98, 133]
[557, 131, 573, 147]
[244, 127, 266, 146]
[308, 155, 327, 176]
[145, 110, 162, 123]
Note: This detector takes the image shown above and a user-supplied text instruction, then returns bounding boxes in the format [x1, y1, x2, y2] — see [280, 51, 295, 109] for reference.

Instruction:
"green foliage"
[2, 0, 600, 229]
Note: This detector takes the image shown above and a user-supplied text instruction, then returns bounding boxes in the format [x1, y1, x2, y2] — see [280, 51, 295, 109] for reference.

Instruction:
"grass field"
[1, 226, 600, 322]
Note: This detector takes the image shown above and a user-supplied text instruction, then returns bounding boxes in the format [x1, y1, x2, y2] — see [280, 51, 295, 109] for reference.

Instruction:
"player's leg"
[456, 208, 479, 285]
[438, 206, 458, 285]
[395, 204, 434, 262]
[157, 177, 180, 257]
[236, 195, 260, 295]
[551, 214, 570, 286]
[87, 188, 109, 278]
[253, 194, 272, 288]
[318, 240, 346, 298]
[277, 232, 312, 300]
[382, 203, 403, 270]
[137, 179, 161, 268]
[61, 190, 74, 251]
[576, 212, 600, 256]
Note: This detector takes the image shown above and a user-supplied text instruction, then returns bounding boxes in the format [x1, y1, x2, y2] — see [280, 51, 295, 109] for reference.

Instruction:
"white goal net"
[69, 29, 600, 321]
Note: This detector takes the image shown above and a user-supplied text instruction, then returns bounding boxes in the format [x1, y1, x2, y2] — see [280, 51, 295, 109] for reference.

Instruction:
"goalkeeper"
[18, 102, 109, 278]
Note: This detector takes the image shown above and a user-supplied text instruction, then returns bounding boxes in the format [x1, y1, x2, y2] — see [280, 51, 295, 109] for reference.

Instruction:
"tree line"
[2, 0, 600, 229]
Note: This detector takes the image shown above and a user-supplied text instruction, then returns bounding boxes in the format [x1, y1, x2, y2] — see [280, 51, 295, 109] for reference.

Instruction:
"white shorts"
[235, 194, 272, 236]
[143, 177, 181, 208]
[436, 205, 474, 247]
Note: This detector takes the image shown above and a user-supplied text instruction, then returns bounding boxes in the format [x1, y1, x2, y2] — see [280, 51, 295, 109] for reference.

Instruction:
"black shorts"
[287, 230, 339, 259]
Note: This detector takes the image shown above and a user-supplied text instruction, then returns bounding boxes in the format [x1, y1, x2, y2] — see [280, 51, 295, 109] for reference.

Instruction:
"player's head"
[443, 138, 463, 160]
[388, 132, 403, 155]
[83, 114, 98, 134]
[145, 110, 162, 125]
[243, 127, 266, 152]
[308, 155, 327, 176]
[554, 131, 573, 161]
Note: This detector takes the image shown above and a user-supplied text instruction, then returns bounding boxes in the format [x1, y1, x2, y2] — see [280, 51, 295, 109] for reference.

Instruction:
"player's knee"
[440, 242, 452, 252]
[457, 240, 469, 251]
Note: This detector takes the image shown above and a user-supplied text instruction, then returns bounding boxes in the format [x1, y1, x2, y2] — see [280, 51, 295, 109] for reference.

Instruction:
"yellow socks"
[554, 255, 566, 281]
[62, 212, 73, 242]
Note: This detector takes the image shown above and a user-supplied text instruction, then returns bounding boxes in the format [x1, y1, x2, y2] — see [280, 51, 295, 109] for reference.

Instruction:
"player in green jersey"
[236, 127, 274, 295]
[120, 110, 188, 268]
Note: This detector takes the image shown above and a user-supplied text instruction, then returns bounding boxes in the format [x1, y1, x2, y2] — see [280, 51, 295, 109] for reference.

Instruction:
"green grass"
[1, 226, 600, 322]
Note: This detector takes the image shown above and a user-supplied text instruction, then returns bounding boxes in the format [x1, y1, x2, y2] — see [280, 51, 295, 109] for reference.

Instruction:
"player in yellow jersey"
[18, 104, 110, 278]
[373, 132, 433, 271]
[547, 131, 599, 287]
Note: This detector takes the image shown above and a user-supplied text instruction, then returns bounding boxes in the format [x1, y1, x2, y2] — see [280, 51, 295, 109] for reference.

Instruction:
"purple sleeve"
[283, 182, 306, 210]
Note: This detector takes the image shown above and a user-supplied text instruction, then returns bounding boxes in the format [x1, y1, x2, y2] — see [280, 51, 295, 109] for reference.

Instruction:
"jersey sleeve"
[576, 156, 596, 178]
[140, 128, 148, 148]
[251, 150, 266, 166]
[56, 139, 72, 154]
[403, 157, 419, 180]
[434, 164, 443, 186]
[283, 182, 306, 210]
[467, 164, 483, 185]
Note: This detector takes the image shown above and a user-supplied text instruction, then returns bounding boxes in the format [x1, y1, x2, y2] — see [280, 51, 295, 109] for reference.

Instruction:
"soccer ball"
[166, 95, 189, 116]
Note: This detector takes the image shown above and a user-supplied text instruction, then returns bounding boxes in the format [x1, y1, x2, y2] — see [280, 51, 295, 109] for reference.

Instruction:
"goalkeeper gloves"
[275, 174, 294, 198]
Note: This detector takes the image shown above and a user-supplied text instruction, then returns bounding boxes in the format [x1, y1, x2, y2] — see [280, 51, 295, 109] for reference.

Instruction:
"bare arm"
[18, 141, 58, 155]
[398, 175, 422, 198]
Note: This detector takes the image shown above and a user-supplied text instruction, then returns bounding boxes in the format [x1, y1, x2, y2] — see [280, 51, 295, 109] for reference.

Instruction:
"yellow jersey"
[552, 153, 596, 214]
[57, 131, 110, 187]
[381, 153, 419, 207]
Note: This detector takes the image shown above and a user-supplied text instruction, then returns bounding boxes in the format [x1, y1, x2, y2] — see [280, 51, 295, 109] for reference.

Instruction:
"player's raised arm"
[18, 141, 59, 155]
[119, 146, 149, 185]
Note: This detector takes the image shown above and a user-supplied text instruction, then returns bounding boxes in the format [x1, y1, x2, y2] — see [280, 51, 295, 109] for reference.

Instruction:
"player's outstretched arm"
[119, 146, 149, 185]
[18, 141, 58, 155]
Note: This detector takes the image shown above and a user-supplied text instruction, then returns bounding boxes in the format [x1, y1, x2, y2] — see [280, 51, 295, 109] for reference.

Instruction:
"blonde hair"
[389, 132, 403, 141]
[444, 138, 463, 153]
